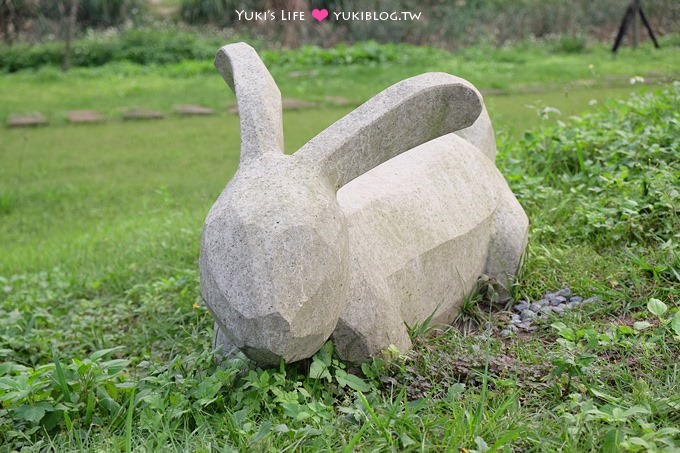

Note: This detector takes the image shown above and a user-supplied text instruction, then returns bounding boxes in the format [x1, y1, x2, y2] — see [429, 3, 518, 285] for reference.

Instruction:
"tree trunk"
[60, 0, 78, 71]
[1, 0, 17, 46]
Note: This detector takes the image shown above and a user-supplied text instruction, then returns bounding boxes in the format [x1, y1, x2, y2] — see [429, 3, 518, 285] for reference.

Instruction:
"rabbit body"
[200, 43, 528, 365]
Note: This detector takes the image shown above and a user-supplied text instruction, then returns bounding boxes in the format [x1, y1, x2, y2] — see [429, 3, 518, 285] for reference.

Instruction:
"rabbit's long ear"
[215, 43, 284, 165]
[295, 73, 483, 190]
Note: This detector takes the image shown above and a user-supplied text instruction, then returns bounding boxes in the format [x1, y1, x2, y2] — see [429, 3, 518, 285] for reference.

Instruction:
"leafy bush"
[261, 40, 441, 67]
[0, 34, 441, 72]
[502, 82, 680, 248]
[550, 35, 588, 54]
[0, 28, 226, 72]
[113, 28, 218, 64]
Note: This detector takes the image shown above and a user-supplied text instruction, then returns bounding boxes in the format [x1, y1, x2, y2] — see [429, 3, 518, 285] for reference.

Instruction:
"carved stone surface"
[200, 42, 529, 365]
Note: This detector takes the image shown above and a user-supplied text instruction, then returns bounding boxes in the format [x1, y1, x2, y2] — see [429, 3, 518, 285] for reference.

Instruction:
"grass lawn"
[0, 37, 679, 451]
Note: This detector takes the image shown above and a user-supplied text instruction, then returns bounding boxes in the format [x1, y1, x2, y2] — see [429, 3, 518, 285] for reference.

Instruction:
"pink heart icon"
[312, 8, 328, 22]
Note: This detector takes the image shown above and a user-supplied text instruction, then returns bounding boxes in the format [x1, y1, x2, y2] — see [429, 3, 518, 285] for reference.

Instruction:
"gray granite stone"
[200, 42, 529, 365]
[122, 108, 164, 120]
[551, 305, 565, 314]
[7, 113, 48, 127]
[520, 309, 536, 321]
[67, 110, 105, 123]
[514, 301, 529, 312]
[556, 288, 572, 297]
[174, 104, 215, 116]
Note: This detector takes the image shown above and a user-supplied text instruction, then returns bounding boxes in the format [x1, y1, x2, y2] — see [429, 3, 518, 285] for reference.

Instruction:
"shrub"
[502, 82, 680, 248]
[0, 28, 226, 72]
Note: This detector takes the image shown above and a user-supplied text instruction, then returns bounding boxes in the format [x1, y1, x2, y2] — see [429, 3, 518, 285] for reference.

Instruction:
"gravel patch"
[500, 288, 599, 337]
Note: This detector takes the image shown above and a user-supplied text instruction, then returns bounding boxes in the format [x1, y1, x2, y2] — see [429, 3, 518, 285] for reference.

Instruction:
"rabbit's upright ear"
[215, 43, 284, 165]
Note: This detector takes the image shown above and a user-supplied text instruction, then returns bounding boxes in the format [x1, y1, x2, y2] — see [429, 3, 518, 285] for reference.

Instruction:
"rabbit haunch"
[200, 42, 528, 365]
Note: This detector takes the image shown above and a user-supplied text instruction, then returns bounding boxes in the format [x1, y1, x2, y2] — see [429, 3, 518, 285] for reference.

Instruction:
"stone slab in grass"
[282, 98, 318, 110]
[7, 113, 48, 128]
[67, 110, 105, 123]
[174, 104, 215, 116]
[229, 98, 317, 114]
[122, 108, 164, 120]
[325, 96, 353, 106]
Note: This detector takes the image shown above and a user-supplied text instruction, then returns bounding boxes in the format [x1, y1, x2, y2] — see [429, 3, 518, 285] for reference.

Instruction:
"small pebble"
[549, 298, 562, 306]
[520, 309, 537, 320]
[552, 305, 565, 314]
[557, 288, 572, 298]
[514, 302, 529, 312]
[501, 289, 598, 340]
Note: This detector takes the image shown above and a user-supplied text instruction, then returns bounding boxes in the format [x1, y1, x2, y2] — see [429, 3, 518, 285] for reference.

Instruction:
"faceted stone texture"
[200, 42, 529, 365]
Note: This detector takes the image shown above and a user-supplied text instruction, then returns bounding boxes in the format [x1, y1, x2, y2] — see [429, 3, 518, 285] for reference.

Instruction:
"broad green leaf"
[316, 341, 334, 367]
[621, 405, 650, 418]
[15, 405, 45, 423]
[335, 369, 371, 393]
[617, 325, 634, 335]
[295, 411, 311, 422]
[89, 346, 125, 361]
[272, 424, 290, 433]
[309, 359, 331, 381]
[103, 359, 130, 375]
[647, 298, 667, 317]
[250, 421, 271, 443]
[671, 312, 680, 336]
[633, 321, 652, 331]
[623, 437, 655, 450]
[602, 428, 623, 453]
[448, 382, 466, 399]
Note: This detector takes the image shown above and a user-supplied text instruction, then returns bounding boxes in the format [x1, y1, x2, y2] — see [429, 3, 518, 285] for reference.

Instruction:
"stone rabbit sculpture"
[200, 42, 528, 365]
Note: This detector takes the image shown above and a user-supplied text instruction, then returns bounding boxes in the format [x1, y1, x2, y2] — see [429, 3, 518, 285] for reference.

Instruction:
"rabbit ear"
[215, 43, 284, 165]
[295, 73, 483, 190]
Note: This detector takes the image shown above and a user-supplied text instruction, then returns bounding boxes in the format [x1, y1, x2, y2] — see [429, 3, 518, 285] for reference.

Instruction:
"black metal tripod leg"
[639, 7, 660, 48]
[612, 6, 634, 53]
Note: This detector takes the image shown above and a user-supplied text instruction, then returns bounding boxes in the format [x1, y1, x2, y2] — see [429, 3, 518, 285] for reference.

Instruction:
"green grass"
[1, 36, 679, 123]
[1, 39, 679, 451]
